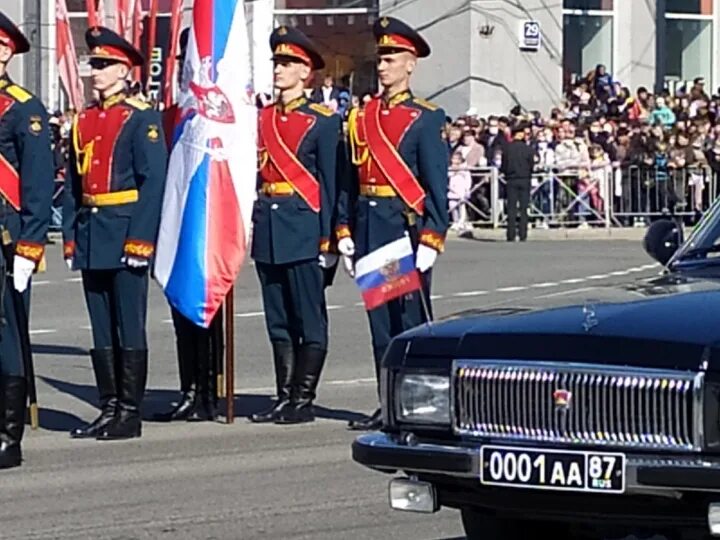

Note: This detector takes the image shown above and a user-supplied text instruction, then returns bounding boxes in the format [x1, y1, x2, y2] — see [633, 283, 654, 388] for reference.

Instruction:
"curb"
[450, 227, 649, 242]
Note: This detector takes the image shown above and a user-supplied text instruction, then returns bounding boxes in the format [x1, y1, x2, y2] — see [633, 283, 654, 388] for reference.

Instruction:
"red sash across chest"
[0, 94, 20, 210]
[358, 98, 425, 214]
[258, 106, 320, 212]
[76, 105, 134, 194]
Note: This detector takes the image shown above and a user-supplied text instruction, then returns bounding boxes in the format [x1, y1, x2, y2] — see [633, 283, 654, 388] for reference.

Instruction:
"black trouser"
[506, 180, 531, 241]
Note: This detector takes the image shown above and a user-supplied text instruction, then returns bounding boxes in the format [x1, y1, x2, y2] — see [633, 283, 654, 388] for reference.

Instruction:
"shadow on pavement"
[34, 407, 86, 432]
[32, 344, 89, 356]
[232, 394, 372, 424]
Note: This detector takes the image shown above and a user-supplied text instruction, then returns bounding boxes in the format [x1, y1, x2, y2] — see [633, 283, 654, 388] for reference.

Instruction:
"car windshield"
[670, 196, 720, 266]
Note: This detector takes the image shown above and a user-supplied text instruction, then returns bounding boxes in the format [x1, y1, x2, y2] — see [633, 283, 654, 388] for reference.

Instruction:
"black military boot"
[275, 345, 326, 424]
[0, 376, 26, 469]
[70, 348, 118, 438]
[249, 341, 294, 423]
[347, 346, 385, 431]
[96, 349, 147, 440]
[187, 334, 217, 422]
[152, 336, 196, 422]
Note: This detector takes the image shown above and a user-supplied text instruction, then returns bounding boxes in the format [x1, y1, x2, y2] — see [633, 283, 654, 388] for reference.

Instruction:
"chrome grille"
[452, 360, 704, 452]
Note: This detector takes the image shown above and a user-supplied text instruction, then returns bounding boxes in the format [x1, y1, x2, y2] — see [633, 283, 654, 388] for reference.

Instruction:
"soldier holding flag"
[0, 11, 54, 469]
[341, 17, 449, 431]
[249, 26, 342, 425]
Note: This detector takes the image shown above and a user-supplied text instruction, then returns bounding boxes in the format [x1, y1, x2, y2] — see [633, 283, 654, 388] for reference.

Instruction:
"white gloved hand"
[123, 256, 149, 268]
[65, 258, 73, 271]
[318, 253, 338, 269]
[337, 237, 355, 257]
[342, 255, 355, 278]
[415, 244, 438, 273]
[13, 255, 35, 293]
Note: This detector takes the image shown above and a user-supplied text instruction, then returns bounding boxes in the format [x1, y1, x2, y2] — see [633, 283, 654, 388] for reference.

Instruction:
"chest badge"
[147, 124, 160, 142]
[29, 115, 43, 135]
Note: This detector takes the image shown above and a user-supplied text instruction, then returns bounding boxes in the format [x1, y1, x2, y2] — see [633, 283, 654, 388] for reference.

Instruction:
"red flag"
[163, 0, 184, 108]
[131, 0, 144, 82]
[57, 0, 85, 110]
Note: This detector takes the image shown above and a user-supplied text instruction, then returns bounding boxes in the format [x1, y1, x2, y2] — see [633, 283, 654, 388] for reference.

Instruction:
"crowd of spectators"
[441, 64, 720, 228]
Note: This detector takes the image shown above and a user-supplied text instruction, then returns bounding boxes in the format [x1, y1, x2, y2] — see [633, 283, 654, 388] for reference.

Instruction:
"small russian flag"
[354, 236, 422, 311]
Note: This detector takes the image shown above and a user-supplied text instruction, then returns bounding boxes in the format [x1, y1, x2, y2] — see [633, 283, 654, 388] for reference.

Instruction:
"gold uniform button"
[269, 184, 277, 192]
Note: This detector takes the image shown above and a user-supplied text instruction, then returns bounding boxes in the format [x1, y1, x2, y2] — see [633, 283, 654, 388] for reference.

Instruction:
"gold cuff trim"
[419, 230, 445, 253]
[335, 225, 351, 240]
[124, 240, 154, 259]
[63, 241, 76, 259]
[16, 241, 44, 263]
[319, 238, 330, 253]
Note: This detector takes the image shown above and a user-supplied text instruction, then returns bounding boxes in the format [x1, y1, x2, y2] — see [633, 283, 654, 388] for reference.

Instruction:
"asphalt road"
[0, 235, 664, 540]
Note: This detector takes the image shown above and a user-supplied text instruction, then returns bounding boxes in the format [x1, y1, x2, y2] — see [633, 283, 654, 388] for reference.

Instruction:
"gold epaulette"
[125, 97, 151, 111]
[309, 103, 333, 117]
[413, 97, 438, 111]
[347, 107, 368, 166]
[5, 85, 32, 104]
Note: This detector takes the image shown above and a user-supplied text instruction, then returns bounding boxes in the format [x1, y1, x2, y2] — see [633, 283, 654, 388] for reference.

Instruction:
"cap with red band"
[0, 11, 30, 55]
[85, 25, 144, 67]
[373, 16, 431, 58]
[269, 25, 325, 71]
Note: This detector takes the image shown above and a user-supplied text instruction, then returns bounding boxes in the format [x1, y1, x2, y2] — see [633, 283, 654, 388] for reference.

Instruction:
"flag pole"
[224, 286, 234, 424]
[86, 0, 98, 26]
[144, 0, 159, 94]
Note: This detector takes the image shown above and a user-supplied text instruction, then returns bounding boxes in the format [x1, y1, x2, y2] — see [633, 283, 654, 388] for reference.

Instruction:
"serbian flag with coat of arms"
[354, 236, 422, 311]
[153, 0, 257, 328]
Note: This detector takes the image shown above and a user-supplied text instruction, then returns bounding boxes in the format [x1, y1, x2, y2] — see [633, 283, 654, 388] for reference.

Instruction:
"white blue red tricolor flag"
[153, 0, 257, 328]
[354, 237, 423, 311]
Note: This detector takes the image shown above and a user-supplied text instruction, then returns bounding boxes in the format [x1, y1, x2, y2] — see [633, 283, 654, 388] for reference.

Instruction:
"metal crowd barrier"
[448, 166, 718, 230]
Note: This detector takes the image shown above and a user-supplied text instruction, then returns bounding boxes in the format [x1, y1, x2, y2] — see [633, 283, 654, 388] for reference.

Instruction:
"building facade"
[5, 0, 720, 118]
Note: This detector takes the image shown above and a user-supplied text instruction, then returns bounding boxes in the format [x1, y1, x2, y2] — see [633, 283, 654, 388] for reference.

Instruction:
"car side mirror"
[643, 218, 683, 266]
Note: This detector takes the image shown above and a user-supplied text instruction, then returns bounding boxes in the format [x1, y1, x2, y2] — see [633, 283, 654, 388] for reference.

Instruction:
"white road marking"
[32, 280, 50, 286]
[609, 270, 630, 276]
[452, 290, 488, 297]
[536, 287, 598, 299]
[234, 311, 264, 318]
[496, 286, 528, 292]
[560, 278, 586, 284]
[64, 277, 83, 283]
[430, 294, 443, 300]
[29, 329, 57, 335]
[530, 282, 558, 288]
[587, 274, 610, 280]
[240, 377, 375, 395]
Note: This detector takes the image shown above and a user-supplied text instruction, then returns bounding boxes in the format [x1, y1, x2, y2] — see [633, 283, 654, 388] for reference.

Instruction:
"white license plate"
[480, 445, 625, 494]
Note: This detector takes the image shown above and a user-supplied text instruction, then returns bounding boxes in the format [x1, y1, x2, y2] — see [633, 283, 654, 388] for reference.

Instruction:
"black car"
[351, 207, 720, 540]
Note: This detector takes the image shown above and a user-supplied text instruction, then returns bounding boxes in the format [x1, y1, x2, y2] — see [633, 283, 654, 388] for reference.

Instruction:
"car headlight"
[397, 374, 450, 424]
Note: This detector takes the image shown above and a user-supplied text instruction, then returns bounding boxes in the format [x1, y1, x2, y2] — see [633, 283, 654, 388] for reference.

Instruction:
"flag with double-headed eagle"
[153, 0, 257, 328]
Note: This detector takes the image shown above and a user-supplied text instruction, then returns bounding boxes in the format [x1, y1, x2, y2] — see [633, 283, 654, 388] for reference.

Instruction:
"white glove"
[342, 255, 355, 278]
[415, 244, 438, 273]
[65, 258, 73, 271]
[13, 255, 35, 293]
[337, 237, 355, 257]
[123, 256, 149, 268]
[318, 253, 338, 269]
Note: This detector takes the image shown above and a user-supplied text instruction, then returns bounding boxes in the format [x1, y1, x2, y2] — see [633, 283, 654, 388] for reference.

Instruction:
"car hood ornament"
[582, 301, 598, 332]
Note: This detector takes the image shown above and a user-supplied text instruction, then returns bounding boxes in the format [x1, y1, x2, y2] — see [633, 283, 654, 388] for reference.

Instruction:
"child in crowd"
[448, 152, 472, 232]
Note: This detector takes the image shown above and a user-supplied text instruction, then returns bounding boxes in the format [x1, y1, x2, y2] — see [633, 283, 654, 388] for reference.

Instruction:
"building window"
[276, 0, 376, 8]
[665, 17, 713, 84]
[563, 13, 613, 85]
[666, 0, 713, 15]
[563, 0, 613, 10]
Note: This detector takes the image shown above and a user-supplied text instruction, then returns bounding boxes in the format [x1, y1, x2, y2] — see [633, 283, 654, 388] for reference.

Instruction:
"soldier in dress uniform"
[0, 12, 54, 469]
[63, 26, 167, 440]
[154, 27, 223, 423]
[341, 17, 449, 431]
[248, 26, 342, 425]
